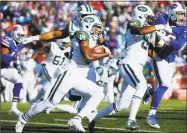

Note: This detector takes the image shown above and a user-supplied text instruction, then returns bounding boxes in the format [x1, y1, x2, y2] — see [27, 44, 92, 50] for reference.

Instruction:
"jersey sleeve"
[74, 30, 90, 42]
[1, 37, 10, 48]
[68, 21, 79, 37]
[154, 13, 167, 25]
[127, 19, 141, 29]
[169, 28, 186, 51]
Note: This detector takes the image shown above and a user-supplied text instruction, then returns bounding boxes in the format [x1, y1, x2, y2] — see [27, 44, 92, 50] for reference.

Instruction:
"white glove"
[155, 24, 172, 33]
[19, 55, 27, 61]
[147, 83, 152, 89]
[102, 46, 111, 56]
[22, 35, 40, 45]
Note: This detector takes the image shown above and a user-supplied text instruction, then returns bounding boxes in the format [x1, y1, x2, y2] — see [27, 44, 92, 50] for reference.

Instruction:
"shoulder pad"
[74, 30, 89, 42]
[128, 19, 141, 29]
[68, 21, 79, 37]
[155, 13, 168, 25]
[1, 36, 12, 48]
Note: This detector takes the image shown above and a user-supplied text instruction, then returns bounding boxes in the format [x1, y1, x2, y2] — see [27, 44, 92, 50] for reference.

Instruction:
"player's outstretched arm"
[131, 24, 172, 35]
[22, 27, 69, 45]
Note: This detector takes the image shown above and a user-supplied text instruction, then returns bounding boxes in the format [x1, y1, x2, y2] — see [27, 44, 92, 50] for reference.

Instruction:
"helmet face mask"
[90, 25, 103, 38]
[11, 25, 27, 44]
[56, 38, 70, 50]
[81, 15, 103, 40]
[168, 2, 186, 26]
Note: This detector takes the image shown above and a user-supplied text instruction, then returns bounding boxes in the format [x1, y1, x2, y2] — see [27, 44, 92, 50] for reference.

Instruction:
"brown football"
[90, 45, 105, 54]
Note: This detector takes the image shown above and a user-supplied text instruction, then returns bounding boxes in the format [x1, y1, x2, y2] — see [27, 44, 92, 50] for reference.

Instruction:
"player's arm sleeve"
[1, 54, 17, 64]
[129, 19, 156, 35]
[57, 26, 69, 39]
[154, 13, 167, 25]
[74, 30, 90, 42]
[169, 33, 186, 51]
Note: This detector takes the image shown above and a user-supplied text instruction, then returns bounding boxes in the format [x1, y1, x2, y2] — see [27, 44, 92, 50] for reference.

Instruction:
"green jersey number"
[52, 56, 65, 66]
[75, 30, 89, 42]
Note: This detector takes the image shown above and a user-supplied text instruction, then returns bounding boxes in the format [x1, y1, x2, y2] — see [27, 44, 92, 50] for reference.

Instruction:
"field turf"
[1, 99, 186, 133]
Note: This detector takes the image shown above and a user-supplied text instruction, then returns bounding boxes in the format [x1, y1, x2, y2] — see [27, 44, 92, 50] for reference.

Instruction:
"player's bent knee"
[135, 83, 147, 98]
[13, 72, 23, 83]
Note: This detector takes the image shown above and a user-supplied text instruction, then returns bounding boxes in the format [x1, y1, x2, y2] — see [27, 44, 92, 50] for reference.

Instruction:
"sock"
[128, 96, 142, 121]
[77, 93, 104, 119]
[24, 100, 53, 121]
[148, 109, 156, 116]
[151, 86, 168, 110]
[95, 103, 118, 120]
[12, 83, 22, 103]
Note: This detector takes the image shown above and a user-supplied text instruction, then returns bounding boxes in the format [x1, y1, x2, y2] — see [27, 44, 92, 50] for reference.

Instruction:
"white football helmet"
[168, 2, 186, 26]
[56, 37, 71, 50]
[11, 24, 27, 44]
[132, 5, 155, 26]
[76, 4, 96, 23]
[80, 15, 103, 39]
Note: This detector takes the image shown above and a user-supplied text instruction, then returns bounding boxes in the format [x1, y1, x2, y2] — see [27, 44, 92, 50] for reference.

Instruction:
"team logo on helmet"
[137, 6, 148, 12]
[170, 4, 178, 9]
[84, 17, 95, 23]
[12, 26, 19, 31]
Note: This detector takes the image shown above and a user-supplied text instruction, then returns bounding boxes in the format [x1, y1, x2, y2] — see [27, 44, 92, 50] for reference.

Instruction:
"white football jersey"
[71, 31, 97, 66]
[42, 41, 70, 79]
[121, 29, 151, 65]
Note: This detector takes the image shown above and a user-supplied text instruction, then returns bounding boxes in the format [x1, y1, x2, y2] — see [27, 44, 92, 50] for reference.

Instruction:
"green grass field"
[1, 99, 186, 133]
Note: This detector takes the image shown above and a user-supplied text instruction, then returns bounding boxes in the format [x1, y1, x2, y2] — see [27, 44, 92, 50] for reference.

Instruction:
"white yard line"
[53, 119, 68, 122]
[1, 120, 164, 133]
[54, 117, 117, 122]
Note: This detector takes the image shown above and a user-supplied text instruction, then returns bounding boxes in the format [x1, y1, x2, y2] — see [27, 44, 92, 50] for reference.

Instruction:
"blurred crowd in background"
[1, 1, 187, 102]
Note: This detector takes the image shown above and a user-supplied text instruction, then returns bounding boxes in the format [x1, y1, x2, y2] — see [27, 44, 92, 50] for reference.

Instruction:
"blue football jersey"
[1, 35, 24, 68]
[155, 13, 186, 63]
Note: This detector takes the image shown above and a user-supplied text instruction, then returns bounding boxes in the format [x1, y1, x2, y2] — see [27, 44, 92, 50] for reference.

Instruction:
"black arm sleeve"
[56, 26, 69, 39]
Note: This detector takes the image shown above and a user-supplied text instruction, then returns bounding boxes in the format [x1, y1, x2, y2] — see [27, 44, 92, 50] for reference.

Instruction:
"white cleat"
[15, 113, 27, 133]
[68, 116, 85, 132]
[145, 115, 160, 129]
[9, 107, 20, 115]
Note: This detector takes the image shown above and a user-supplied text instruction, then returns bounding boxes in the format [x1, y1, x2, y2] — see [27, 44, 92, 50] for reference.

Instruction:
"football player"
[15, 9, 110, 133]
[1, 24, 28, 115]
[91, 57, 119, 103]
[87, 5, 174, 132]
[144, 2, 186, 129]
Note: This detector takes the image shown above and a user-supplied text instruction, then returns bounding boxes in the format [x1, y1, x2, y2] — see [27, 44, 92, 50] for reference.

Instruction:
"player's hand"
[19, 55, 27, 61]
[102, 46, 111, 56]
[147, 83, 152, 89]
[160, 36, 171, 45]
[22, 35, 39, 45]
[155, 24, 172, 33]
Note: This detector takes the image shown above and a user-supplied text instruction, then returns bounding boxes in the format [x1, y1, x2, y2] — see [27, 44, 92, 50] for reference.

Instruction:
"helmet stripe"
[84, 4, 89, 12]
[21, 25, 25, 32]
[179, 2, 185, 9]
[88, 5, 92, 12]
